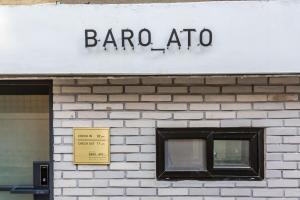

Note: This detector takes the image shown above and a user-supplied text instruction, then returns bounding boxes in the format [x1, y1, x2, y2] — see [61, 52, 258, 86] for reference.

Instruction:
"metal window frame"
[156, 128, 264, 180]
[0, 80, 53, 200]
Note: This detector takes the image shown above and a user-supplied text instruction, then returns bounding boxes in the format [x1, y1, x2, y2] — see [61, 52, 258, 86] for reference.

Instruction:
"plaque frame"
[73, 128, 110, 165]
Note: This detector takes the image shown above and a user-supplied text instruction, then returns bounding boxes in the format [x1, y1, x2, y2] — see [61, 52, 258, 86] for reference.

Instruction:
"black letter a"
[103, 29, 117, 49]
[167, 29, 181, 48]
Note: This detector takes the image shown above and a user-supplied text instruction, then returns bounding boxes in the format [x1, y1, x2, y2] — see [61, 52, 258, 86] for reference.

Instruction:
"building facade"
[0, 1, 300, 200]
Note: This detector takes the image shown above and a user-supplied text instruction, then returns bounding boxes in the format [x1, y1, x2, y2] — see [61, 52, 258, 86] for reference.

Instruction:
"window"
[156, 128, 264, 180]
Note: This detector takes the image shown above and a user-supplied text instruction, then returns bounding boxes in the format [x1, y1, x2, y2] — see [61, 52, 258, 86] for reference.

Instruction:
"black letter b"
[85, 29, 98, 47]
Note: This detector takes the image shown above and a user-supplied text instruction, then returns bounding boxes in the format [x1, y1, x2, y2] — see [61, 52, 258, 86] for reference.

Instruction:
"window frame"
[156, 128, 264, 180]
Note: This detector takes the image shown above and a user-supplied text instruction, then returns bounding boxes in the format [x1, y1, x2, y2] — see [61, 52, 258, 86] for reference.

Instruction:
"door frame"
[0, 80, 53, 200]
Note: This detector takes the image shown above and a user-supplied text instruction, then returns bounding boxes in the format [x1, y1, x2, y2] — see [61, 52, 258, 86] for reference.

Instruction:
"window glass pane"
[0, 95, 49, 186]
[214, 140, 249, 168]
[165, 139, 206, 171]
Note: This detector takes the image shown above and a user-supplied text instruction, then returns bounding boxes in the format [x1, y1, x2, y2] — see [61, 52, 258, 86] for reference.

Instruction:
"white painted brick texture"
[53, 76, 300, 199]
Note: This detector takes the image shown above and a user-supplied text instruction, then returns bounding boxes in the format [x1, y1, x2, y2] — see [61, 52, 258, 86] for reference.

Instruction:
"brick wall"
[53, 76, 300, 200]
[0, 0, 216, 5]
[0, 0, 55, 4]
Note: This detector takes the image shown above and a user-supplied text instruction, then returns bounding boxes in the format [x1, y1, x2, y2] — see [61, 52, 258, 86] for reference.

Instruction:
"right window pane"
[214, 140, 250, 168]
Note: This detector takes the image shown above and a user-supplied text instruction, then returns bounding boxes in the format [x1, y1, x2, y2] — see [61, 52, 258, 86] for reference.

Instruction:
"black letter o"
[139, 29, 152, 47]
[199, 28, 212, 47]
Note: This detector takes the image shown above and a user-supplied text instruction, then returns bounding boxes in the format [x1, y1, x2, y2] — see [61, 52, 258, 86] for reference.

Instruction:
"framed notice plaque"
[73, 128, 110, 164]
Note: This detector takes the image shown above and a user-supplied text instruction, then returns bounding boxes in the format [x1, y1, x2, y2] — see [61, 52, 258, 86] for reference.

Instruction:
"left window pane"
[165, 139, 206, 171]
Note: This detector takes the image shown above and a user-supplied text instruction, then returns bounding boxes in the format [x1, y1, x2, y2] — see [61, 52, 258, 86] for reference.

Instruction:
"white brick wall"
[53, 76, 300, 199]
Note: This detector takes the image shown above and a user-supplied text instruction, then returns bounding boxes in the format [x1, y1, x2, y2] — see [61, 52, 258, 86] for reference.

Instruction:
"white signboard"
[0, 1, 300, 75]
